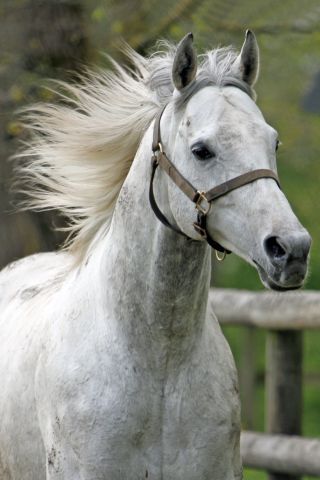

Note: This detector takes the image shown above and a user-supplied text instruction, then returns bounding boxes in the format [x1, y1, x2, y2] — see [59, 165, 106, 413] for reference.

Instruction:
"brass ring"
[215, 250, 227, 262]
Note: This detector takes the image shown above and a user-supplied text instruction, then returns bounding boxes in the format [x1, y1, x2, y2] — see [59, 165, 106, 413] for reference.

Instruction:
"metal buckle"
[154, 142, 163, 154]
[195, 191, 211, 215]
[152, 143, 164, 166]
[193, 222, 207, 238]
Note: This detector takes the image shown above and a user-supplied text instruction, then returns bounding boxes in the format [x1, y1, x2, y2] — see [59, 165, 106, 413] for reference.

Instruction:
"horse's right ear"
[172, 33, 197, 90]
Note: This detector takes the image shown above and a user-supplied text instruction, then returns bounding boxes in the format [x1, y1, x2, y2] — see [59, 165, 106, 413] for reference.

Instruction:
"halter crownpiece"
[149, 103, 281, 257]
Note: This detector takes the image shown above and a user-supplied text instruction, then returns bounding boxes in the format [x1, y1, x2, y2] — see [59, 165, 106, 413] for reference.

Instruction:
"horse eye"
[191, 143, 214, 161]
[275, 139, 281, 152]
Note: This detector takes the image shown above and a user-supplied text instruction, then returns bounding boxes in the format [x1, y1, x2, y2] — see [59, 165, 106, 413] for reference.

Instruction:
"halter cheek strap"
[149, 147, 230, 253]
[149, 104, 281, 255]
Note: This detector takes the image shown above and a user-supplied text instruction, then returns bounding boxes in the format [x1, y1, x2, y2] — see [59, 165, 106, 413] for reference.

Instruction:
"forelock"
[147, 43, 256, 110]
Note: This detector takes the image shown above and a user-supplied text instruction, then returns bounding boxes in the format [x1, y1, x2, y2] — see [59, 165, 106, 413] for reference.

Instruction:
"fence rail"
[210, 288, 320, 480]
[241, 432, 320, 477]
[209, 289, 320, 329]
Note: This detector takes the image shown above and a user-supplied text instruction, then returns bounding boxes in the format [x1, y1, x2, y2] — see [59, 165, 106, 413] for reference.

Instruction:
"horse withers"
[0, 31, 311, 479]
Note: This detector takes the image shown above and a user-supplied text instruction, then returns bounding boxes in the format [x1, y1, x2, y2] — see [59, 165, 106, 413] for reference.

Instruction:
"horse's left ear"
[172, 33, 197, 90]
[233, 30, 259, 86]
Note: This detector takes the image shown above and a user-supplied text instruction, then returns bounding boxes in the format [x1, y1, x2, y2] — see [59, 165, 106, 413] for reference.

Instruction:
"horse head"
[155, 32, 311, 291]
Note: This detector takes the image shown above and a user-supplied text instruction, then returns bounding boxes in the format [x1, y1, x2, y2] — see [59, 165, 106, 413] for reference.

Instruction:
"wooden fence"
[210, 289, 320, 480]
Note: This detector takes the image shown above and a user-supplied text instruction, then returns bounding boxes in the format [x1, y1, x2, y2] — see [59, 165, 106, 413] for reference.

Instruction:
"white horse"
[0, 31, 311, 479]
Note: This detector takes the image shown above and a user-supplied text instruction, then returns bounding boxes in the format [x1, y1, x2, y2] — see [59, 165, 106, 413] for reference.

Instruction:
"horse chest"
[42, 320, 241, 479]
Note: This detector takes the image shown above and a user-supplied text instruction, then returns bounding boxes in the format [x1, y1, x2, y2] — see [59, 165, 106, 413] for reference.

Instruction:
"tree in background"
[0, 0, 87, 267]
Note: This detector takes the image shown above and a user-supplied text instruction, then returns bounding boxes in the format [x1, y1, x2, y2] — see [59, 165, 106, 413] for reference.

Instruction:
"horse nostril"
[264, 236, 287, 261]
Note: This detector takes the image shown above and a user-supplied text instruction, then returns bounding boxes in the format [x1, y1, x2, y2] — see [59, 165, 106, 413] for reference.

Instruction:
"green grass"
[244, 469, 266, 480]
[244, 468, 316, 479]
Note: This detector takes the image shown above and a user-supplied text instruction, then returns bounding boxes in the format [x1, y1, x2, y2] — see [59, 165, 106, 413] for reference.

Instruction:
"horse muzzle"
[254, 230, 312, 291]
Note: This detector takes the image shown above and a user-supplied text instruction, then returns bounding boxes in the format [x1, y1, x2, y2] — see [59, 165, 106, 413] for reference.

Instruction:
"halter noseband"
[149, 103, 280, 257]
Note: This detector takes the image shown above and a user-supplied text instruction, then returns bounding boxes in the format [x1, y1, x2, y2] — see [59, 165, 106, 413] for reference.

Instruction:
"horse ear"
[233, 30, 259, 86]
[172, 33, 197, 90]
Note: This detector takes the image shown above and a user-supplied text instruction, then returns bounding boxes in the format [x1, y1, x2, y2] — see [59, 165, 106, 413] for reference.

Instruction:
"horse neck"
[95, 123, 211, 355]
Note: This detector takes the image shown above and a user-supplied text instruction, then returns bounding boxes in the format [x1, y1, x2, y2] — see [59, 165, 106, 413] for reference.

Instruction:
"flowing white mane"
[16, 41, 247, 261]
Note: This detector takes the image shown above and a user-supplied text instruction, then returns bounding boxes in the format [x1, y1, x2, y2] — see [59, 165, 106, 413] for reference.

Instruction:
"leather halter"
[149, 104, 281, 255]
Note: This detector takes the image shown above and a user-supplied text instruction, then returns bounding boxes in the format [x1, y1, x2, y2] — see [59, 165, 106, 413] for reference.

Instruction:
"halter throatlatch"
[149, 104, 281, 257]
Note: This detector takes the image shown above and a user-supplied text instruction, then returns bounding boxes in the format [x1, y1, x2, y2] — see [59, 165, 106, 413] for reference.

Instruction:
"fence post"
[265, 330, 303, 480]
[240, 326, 256, 429]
